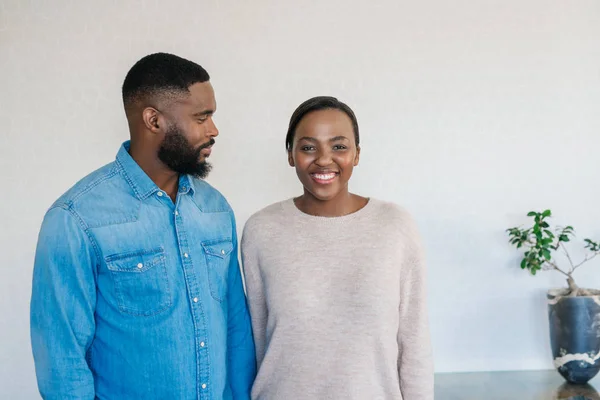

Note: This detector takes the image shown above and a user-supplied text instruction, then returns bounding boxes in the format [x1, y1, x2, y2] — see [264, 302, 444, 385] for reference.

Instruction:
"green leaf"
[542, 209, 552, 217]
[535, 232, 543, 241]
[540, 222, 550, 228]
[542, 249, 551, 260]
[521, 259, 527, 269]
[527, 211, 537, 217]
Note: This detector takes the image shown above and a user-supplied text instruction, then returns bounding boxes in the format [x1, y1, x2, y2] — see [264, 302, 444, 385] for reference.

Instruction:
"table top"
[435, 369, 600, 400]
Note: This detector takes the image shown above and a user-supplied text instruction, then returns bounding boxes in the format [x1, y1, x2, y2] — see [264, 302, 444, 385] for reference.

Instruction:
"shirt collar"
[116, 141, 195, 200]
[178, 174, 195, 196]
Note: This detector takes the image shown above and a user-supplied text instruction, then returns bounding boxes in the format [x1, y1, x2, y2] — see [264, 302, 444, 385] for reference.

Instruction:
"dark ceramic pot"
[548, 289, 600, 384]
[554, 382, 600, 400]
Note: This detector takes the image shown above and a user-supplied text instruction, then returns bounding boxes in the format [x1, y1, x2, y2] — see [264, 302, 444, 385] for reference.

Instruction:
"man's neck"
[129, 143, 179, 201]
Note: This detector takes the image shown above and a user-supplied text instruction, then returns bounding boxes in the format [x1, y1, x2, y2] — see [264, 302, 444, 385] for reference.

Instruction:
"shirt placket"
[170, 190, 211, 400]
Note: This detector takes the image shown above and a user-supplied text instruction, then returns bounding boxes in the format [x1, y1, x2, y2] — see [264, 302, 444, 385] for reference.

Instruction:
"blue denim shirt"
[30, 142, 256, 400]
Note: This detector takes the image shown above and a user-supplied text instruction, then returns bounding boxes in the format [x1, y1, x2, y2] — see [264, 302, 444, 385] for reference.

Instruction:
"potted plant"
[507, 210, 600, 384]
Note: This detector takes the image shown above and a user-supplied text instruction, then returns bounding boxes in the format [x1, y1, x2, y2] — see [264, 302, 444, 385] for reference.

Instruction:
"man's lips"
[199, 139, 215, 157]
[200, 146, 212, 156]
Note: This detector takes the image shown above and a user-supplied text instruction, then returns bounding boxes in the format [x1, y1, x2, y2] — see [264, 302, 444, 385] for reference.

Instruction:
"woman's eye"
[301, 146, 316, 151]
[333, 145, 347, 150]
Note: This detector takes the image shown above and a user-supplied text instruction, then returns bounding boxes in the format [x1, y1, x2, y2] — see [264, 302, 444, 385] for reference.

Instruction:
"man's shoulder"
[50, 162, 120, 211]
[46, 161, 140, 230]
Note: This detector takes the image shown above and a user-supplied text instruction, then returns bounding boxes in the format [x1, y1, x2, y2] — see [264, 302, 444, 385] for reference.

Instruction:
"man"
[30, 53, 256, 399]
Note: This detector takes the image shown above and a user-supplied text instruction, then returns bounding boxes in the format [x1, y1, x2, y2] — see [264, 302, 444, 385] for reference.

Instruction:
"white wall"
[2, 0, 600, 398]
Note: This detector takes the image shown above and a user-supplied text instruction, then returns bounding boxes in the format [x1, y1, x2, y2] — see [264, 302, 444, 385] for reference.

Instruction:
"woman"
[241, 96, 433, 400]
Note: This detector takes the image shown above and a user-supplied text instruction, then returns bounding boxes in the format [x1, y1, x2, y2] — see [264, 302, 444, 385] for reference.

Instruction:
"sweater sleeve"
[241, 220, 268, 368]
[397, 219, 434, 400]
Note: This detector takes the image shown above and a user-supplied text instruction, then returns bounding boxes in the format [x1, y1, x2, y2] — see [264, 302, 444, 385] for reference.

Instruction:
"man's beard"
[158, 123, 214, 179]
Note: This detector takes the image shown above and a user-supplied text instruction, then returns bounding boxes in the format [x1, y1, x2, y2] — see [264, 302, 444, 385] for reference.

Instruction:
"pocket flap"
[105, 247, 165, 273]
[201, 239, 233, 258]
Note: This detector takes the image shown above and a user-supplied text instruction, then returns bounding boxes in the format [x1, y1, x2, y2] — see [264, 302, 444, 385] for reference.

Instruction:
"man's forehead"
[188, 81, 215, 104]
[167, 82, 215, 113]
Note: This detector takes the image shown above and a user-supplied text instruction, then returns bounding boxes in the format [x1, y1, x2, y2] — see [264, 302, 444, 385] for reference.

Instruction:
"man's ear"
[142, 107, 163, 134]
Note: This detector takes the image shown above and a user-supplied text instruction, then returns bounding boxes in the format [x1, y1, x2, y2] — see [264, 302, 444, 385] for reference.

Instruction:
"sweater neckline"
[283, 197, 375, 222]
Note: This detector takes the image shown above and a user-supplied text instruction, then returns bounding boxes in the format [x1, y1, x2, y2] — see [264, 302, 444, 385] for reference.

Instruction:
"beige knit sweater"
[241, 198, 433, 400]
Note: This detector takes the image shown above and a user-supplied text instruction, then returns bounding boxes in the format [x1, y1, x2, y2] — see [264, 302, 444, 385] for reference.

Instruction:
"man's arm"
[30, 206, 97, 400]
[226, 211, 257, 398]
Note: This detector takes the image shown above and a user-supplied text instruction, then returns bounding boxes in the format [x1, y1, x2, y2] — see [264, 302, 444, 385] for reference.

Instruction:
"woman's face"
[288, 108, 360, 202]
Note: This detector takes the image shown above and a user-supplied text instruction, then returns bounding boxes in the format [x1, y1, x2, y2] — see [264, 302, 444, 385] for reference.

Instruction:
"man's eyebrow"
[193, 109, 214, 117]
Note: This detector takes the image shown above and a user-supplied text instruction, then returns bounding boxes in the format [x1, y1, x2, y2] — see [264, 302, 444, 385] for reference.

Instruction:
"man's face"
[157, 82, 219, 178]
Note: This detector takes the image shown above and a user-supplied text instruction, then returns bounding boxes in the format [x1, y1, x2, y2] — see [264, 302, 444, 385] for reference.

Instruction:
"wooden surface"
[435, 369, 600, 400]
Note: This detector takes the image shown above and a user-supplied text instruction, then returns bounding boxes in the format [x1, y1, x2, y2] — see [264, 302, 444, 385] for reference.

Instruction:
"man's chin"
[191, 162, 212, 179]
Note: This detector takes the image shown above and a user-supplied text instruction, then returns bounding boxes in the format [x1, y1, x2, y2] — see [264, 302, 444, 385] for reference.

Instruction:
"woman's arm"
[397, 219, 434, 400]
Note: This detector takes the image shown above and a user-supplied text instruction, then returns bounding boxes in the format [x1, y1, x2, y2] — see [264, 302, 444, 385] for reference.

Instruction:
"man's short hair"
[122, 52, 210, 112]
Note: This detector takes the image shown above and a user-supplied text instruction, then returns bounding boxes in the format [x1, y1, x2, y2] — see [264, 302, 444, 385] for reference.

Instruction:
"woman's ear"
[288, 151, 295, 167]
[353, 145, 361, 166]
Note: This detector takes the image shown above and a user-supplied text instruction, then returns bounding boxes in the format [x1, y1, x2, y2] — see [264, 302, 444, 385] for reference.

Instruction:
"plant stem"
[573, 252, 599, 271]
[560, 242, 575, 273]
[546, 260, 570, 278]
[567, 276, 580, 295]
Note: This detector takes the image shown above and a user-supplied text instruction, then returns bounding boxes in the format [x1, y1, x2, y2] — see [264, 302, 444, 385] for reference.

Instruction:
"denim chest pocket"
[202, 239, 233, 302]
[105, 247, 172, 316]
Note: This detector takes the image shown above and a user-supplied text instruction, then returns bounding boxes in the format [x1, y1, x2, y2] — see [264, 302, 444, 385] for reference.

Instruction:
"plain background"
[2, 0, 600, 398]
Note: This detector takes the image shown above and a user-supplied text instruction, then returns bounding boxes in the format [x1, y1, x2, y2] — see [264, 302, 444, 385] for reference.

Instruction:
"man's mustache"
[198, 138, 215, 151]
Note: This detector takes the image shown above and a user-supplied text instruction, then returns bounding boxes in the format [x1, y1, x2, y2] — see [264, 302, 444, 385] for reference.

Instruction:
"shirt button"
[181, 186, 187, 192]
[157, 191, 163, 197]
[200, 341, 205, 347]
[201, 384, 207, 389]
[221, 249, 225, 255]
[137, 263, 143, 269]
[184, 253, 189, 258]
[193, 297, 198, 303]
[175, 210, 179, 216]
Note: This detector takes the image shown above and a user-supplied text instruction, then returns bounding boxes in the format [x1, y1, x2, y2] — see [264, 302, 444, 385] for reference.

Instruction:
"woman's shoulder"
[365, 198, 421, 236]
[367, 198, 415, 221]
[242, 199, 293, 235]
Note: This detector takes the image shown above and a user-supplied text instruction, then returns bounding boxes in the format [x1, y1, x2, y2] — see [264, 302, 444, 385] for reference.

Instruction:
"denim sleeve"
[30, 206, 97, 400]
[226, 210, 257, 399]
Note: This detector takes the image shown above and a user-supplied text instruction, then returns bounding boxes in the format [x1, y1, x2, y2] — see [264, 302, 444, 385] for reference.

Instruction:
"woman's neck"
[294, 189, 368, 217]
